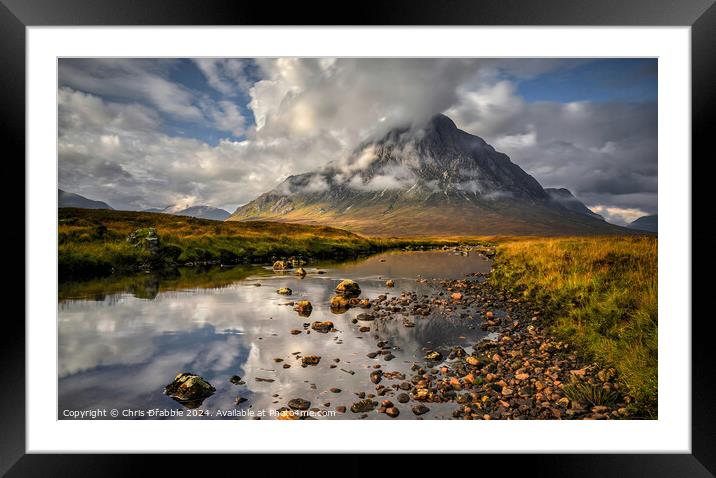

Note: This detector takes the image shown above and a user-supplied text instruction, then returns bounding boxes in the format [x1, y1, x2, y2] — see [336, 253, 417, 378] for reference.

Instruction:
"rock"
[288, 398, 311, 411]
[273, 260, 292, 271]
[485, 311, 494, 319]
[330, 388, 342, 393]
[276, 287, 292, 295]
[465, 356, 480, 366]
[351, 399, 376, 413]
[397, 393, 410, 403]
[381, 400, 394, 408]
[229, 375, 242, 385]
[294, 300, 313, 316]
[235, 396, 248, 405]
[126, 227, 160, 254]
[277, 409, 299, 420]
[330, 295, 351, 313]
[290, 329, 302, 335]
[164, 372, 216, 404]
[425, 350, 443, 362]
[386, 407, 400, 418]
[412, 404, 430, 416]
[311, 321, 334, 333]
[385, 280, 395, 288]
[451, 292, 463, 300]
[336, 406, 347, 413]
[359, 326, 371, 332]
[370, 370, 383, 384]
[302, 355, 321, 366]
[356, 313, 374, 321]
[335, 279, 361, 297]
[295, 267, 307, 277]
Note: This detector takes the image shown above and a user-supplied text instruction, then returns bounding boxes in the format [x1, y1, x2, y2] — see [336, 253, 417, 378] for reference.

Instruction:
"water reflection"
[58, 250, 492, 419]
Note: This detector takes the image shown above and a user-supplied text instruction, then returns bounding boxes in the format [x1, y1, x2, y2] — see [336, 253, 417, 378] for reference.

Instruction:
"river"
[58, 249, 493, 420]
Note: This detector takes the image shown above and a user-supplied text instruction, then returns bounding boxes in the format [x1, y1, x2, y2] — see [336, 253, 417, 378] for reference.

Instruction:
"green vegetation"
[58, 208, 476, 280]
[488, 235, 657, 417]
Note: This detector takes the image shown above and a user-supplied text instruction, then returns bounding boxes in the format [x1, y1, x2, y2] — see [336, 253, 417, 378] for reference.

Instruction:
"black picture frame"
[4, 0, 710, 475]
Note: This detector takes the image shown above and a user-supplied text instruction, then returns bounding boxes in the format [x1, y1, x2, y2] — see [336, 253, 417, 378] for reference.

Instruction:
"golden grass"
[488, 235, 657, 416]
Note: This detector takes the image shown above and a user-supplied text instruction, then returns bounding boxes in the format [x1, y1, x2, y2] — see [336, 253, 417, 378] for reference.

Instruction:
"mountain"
[228, 114, 632, 236]
[142, 205, 230, 221]
[58, 189, 113, 210]
[627, 215, 658, 233]
[545, 188, 604, 221]
[174, 205, 231, 221]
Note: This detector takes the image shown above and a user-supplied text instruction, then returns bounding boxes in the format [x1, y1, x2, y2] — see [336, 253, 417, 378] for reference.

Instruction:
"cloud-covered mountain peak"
[230, 114, 629, 236]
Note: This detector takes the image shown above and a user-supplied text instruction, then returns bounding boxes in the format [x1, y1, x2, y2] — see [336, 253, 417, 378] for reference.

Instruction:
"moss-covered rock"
[164, 372, 215, 407]
[335, 279, 361, 297]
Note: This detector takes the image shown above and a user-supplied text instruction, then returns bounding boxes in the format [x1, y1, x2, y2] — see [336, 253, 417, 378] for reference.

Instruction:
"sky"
[58, 58, 657, 225]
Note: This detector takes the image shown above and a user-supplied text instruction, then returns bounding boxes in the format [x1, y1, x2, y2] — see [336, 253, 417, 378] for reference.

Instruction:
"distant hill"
[545, 188, 604, 221]
[174, 205, 231, 221]
[229, 114, 632, 237]
[142, 204, 231, 221]
[627, 215, 658, 233]
[58, 189, 113, 210]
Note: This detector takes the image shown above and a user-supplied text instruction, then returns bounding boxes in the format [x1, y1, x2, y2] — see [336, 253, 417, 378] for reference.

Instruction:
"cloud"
[446, 81, 657, 217]
[588, 205, 649, 225]
[193, 59, 254, 96]
[59, 59, 248, 136]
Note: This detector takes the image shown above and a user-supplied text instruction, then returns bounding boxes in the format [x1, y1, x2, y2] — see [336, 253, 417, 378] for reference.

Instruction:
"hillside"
[59, 189, 113, 210]
[57, 208, 470, 279]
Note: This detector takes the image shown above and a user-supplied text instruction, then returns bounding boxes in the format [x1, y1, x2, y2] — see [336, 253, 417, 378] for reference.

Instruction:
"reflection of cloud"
[58, 253, 492, 418]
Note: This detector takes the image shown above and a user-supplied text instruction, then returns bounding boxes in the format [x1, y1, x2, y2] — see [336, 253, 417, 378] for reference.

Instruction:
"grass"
[487, 235, 658, 417]
[58, 208, 480, 279]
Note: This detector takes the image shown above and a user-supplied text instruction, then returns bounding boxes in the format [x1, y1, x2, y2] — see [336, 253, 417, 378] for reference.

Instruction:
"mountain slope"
[58, 189, 113, 210]
[628, 215, 658, 233]
[174, 205, 231, 221]
[142, 205, 230, 221]
[229, 114, 631, 236]
[545, 188, 604, 221]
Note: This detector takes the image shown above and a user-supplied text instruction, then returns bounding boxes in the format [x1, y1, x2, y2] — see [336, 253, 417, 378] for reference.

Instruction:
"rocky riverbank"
[359, 276, 631, 420]
[158, 245, 633, 420]
[266, 246, 632, 420]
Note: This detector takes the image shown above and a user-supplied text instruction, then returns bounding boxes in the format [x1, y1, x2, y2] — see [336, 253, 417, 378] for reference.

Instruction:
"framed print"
[4, 0, 712, 474]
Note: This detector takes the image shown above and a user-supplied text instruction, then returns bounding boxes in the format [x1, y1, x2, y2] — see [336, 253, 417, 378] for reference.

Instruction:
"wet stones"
[277, 287, 292, 295]
[451, 292, 463, 300]
[295, 267, 307, 277]
[330, 295, 350, 313]
[356, 313, 375, 321]
[412, 404, 430, 416]
[301, 355, 321, 366]
[311, 321, 334, 333]
[425, 350, 443, 362]
[294, 300, 313, 316]
[229, 375, 242, 385]
[370, 370, 383, 384]
[273, 260, 292, 271]
[386, 407, 400, 418]
[385, 279, 395, 288]
[335, 279, 361, 298]
[288, 398, 311, 411]
[164, 373, 216, 405]
[351, 399, 376, 413]
[397, 393, 410, 403]
[330, 388, 342, 393]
